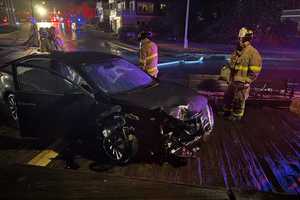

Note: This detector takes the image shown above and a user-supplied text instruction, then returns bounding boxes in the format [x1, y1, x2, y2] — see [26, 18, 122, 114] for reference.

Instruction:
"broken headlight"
[168, 105, 192, 121]
[168, 104, 214, 135]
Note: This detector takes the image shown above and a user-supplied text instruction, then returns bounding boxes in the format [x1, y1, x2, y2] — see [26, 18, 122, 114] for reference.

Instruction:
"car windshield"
[82, 58, 154, 94]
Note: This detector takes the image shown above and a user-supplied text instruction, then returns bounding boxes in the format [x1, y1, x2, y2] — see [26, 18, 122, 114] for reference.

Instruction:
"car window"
[16, 66, 76, 94]
[82, 58, 153, 94]
[51, 62, 92, 93]
[21, 58, 51, 69]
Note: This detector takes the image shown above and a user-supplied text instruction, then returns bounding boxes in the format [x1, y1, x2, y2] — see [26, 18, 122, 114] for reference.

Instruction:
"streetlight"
[35, 5, 47, 17]
[184, 0, 190, 49]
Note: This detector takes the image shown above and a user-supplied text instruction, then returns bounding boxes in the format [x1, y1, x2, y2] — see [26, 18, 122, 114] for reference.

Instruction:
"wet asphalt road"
[56, 23, 300, 90]
[1, 22, 300, 86]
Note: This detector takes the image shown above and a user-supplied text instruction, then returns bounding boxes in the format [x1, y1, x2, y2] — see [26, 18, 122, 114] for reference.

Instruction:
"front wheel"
[102, 128, 138, 164]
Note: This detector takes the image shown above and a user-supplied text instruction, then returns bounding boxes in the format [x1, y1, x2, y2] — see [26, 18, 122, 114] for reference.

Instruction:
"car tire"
[102, 130, 138, 164]
[5, 93, 19, 128]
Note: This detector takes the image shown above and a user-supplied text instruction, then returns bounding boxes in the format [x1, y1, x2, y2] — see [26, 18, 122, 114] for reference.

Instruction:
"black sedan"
[0, 51, 214, 163]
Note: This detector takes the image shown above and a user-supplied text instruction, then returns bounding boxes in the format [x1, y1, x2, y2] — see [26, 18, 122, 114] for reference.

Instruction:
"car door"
[13, 62, 96, 139]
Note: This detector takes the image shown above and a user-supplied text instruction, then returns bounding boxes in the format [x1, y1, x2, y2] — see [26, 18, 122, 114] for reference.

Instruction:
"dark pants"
[40, 38, 48, 52]
[223, 81, 250, 118]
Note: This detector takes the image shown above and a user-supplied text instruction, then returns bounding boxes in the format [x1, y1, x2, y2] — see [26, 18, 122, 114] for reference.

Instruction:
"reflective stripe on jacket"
[229, 44, 262, 83]
[139, 38, 158, 75]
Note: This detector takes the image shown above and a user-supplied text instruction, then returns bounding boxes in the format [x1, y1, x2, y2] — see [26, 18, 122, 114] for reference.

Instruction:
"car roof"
[5, 51, 120, 67]
[51, 51, 120, 66]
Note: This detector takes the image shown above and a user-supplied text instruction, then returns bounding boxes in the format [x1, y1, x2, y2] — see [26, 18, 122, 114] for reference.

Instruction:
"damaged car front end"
[96, 100, 214, 164]
[3, 52, 215, 165]
[85, 57, 215, 163]
[159, 97, 214, 157]
[106, 88, 215, 162]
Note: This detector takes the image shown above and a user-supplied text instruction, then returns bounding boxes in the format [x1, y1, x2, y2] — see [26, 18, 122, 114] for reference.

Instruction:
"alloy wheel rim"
[107, 136, 126, 161]
[7, 94, 18, 121]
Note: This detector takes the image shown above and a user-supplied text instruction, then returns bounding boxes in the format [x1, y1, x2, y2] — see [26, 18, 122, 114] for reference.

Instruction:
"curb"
[109, 40, 207, 55]
[109, 40, 300, 62]
[0, 29, 20, 37]
[107, 41, 138, 53]
[158, 44, 208, 54]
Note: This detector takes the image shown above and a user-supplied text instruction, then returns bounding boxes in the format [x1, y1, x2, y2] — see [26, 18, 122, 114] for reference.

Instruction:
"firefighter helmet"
[138, 31, 152, 41]
[238, 27, 254, 42]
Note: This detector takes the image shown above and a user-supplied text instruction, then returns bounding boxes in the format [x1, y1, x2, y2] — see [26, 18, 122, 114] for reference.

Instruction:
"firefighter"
[71, 22, 77, 32]
[220, 27, 262, 121]
[138, 31, 159, 78]
[48, 27, 63, 51]
[39, 27, 53, 52]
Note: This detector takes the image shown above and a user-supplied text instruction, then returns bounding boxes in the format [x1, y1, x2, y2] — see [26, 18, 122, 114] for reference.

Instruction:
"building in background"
[281, 9, 300, 35]
[281, 1, 300, 35]
[0, 0, 6, 24]
[96, 0, 110, 30]
[1, 0, 16, 25]
[97, 0, 167, 33]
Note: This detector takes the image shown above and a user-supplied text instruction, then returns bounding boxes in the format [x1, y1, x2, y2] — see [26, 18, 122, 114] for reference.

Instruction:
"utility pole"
[8, 0, 16, 25]
[4, 0, 11, 24]
[4, 0, 16, 25]
[31, 0, 35, 21]
[184, 0, 190, 49]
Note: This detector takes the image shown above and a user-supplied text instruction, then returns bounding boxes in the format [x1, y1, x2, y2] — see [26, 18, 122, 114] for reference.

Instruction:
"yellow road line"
[27, 149, 59, 167]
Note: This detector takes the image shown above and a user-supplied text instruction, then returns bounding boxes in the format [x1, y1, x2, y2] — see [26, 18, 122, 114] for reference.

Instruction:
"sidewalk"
[0, 31, 19, 46]
[0, 23, 30, 47]
[157, 41, 300, 59]
[92, 27, 300, 59]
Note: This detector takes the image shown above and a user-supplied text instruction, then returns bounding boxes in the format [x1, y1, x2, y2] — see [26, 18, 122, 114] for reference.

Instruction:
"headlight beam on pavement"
[27, 139, 64, 167]
[27, 149, 58, 167]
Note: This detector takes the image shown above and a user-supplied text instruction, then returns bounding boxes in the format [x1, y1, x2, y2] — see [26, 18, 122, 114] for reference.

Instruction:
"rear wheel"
[6, 93, 18, 122]
[4, 93, 19, 128]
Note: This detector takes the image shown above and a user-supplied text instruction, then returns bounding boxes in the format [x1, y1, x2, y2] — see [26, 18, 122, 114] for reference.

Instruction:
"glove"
[219, 65, 231, 83]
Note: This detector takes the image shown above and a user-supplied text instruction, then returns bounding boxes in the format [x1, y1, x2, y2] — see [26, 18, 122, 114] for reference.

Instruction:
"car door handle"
[18, 102, 37, 107]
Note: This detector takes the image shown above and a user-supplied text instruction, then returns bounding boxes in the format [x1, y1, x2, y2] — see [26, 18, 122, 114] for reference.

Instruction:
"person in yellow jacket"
[138, 31, 159, 78]
[221, 27, 262, 121]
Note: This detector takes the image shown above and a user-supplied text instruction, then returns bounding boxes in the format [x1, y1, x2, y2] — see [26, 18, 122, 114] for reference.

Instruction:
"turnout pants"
[40, 38, 51, 52]
[223, 81, 250, 118]
[146, 67, 158, 78]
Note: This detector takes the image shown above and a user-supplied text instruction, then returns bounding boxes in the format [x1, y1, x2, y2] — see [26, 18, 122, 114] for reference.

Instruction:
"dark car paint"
[16, 91, 97, 138]
[111, 81, 207, 112]
[0, 52, 210, 141]
[0, 54, 103, 139]
[9, 61, 99, 138]
[50, 51, 120, 66]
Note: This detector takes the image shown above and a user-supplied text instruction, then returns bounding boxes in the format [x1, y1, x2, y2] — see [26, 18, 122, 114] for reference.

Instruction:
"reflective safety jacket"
[229, 44, 262, 84]
[139, 38, 158, 77]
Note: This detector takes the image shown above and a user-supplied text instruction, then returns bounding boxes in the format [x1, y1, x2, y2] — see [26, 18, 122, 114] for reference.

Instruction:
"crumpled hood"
[111, 81, 208, 112]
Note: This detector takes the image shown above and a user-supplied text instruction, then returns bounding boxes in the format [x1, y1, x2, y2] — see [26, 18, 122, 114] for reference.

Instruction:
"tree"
[164, 0, 187, 39]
